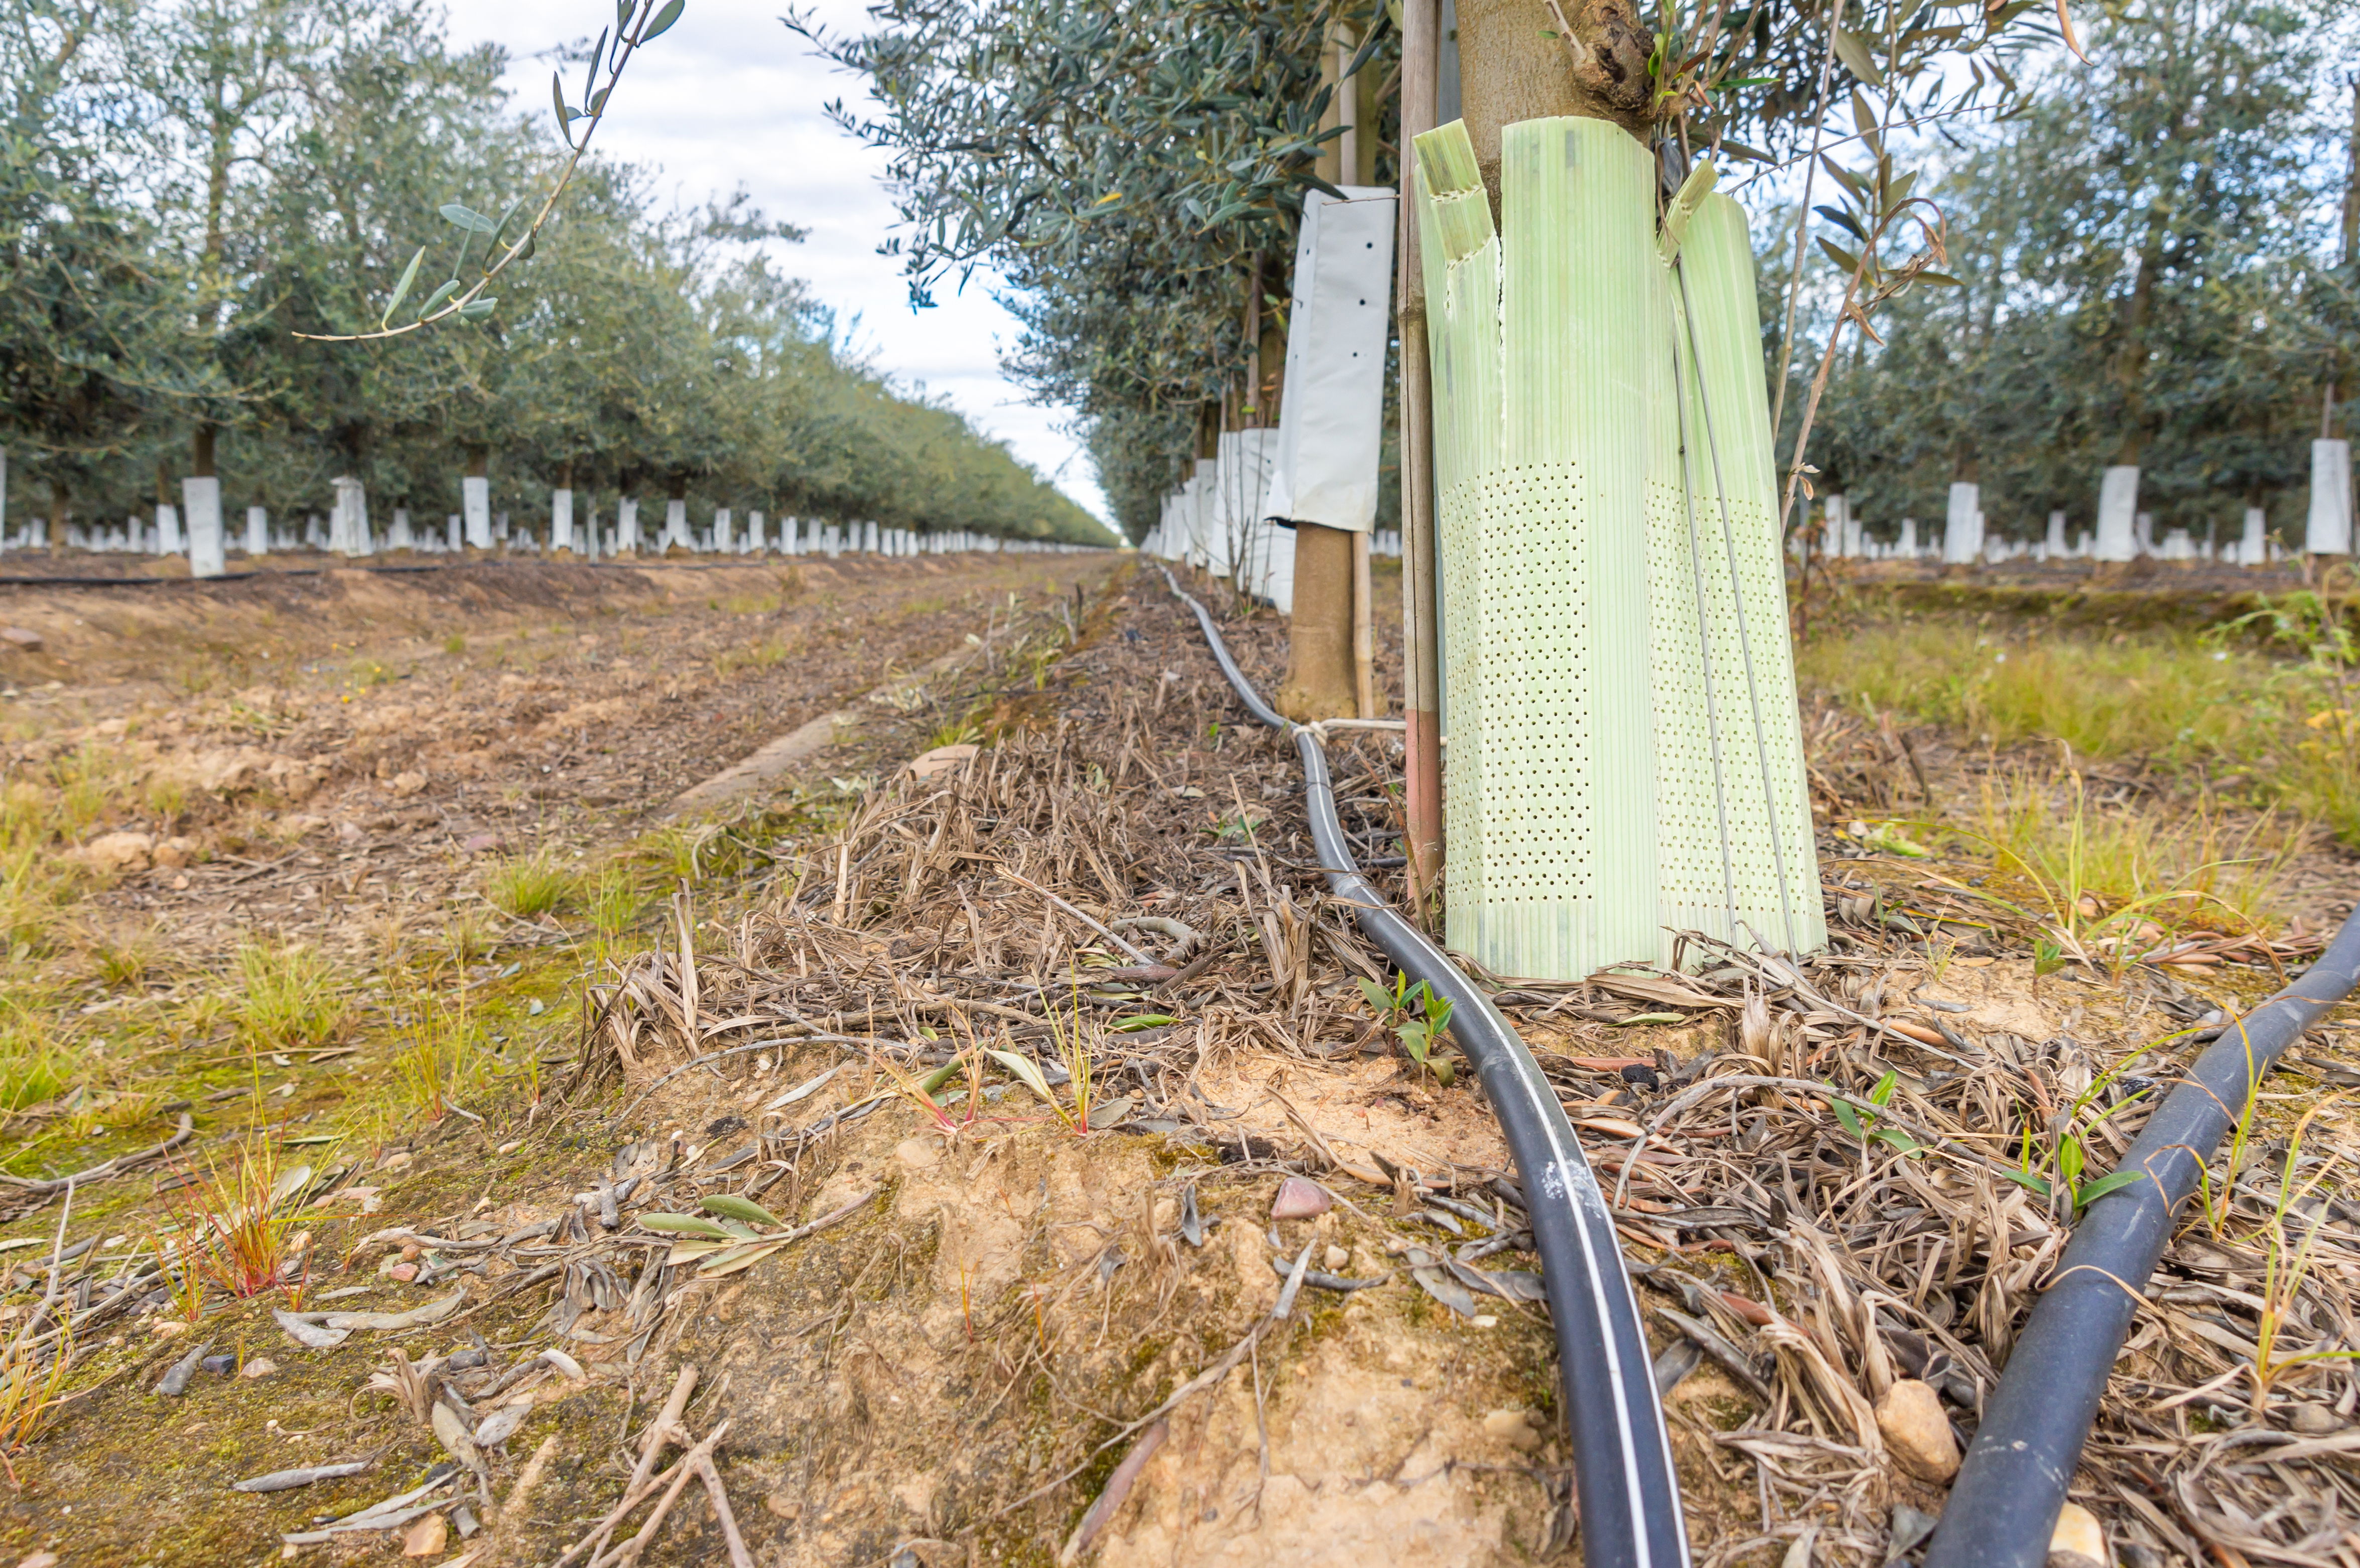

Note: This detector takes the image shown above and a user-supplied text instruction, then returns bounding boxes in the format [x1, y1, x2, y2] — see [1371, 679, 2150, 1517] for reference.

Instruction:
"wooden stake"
[1399, 0, 1444, 918]
[1352, 529, 1375, 718]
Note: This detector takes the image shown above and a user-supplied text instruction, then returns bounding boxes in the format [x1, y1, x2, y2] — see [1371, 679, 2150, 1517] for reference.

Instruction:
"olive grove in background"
[0, 0, 1111, 545]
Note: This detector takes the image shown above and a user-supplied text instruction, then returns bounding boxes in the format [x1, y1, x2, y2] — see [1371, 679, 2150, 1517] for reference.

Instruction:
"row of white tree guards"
[1136, 187, 1401, 606]
[0, 456, 1093, 574]
[1808, 442, 2357, 566]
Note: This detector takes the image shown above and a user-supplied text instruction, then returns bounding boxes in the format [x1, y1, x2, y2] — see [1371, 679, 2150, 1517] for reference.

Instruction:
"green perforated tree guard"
[1412, 117, 1824, 978]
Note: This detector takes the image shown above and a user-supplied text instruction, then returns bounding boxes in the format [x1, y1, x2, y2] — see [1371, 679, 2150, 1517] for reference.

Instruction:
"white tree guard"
[2240, 506, 2267, 565]
[1898, 517, 1918, 555]
[2308, 440, 2352, 554]
[464, 476, 492, 549]
[2045, 510, 2067, 554]
[552, 488, 575, 552]
[1261, 186, 1397, 534]
[618, 498, 640, 552]
[183, 477, 224, 578]
[329, 478, 367, 557]
[247, 507, 270, 555]
[2093, 466, 2140, 561]
[1209, 429, 1275, 579]
[1941, 483, 1981, 564]
[1242, 517, 1298, 612]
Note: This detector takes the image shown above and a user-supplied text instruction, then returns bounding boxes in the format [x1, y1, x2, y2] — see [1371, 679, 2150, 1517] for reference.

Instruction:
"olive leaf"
[380, 246, 425, 331]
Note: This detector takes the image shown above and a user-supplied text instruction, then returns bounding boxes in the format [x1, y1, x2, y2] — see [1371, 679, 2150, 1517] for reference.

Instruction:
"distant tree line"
[1787, 0, 2360, 547]
[0, 0, 1111, 547]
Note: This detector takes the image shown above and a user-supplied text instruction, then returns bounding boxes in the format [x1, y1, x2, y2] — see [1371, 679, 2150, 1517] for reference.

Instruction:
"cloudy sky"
[456, 0, 1108, 520]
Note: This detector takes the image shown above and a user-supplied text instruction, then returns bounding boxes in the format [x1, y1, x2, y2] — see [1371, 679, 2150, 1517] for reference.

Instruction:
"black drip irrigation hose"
[1159, 566, 1689, 1568]
[1926, 908, 2360, 1568]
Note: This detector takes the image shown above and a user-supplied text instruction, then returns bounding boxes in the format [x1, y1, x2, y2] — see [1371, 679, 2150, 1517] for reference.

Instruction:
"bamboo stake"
[1398, 0, 1444, 921]
[1352, 530, 1375, 718]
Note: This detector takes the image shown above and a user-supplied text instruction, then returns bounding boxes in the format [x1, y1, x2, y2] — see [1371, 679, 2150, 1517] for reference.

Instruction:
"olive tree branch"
[294, 0, 678, 342]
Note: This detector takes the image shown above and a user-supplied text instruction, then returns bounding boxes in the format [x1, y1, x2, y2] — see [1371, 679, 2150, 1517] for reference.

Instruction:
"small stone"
[388, 770, 428, 798]
[1875, 1378, 1960, 1482]
[462, 832, 499, 853]
[1482, 1407, 1544, 1453]
[400, 1241, 422, 1261]
[1270, 1176, 1331, 1221]
[2288, 1403, 2342, 1435]
[400, 1511, 447, 1557]
[388, 1262, 418, 1284]
[2047, 1502, 2107, 1568]
[82, 830, 155, 874]
[335, 820, 363, 843]
[201, 1353, 236, 1376]
[906, 743, 980, 780]
[765, 1494, 801, 1520]
[239, 1357, 278, 1379]
[1324, 1245, 1349, 1271]
[153, 1319, 190, 1338]
[153, 836, 197, 869]
[18, 1551, 59, 1568]
[1, 628, 43, 652]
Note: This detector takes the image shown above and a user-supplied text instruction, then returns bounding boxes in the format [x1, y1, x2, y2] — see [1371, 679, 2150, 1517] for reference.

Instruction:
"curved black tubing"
[1160, 567, 1688, 1568]
[1925, 908, 2360, 1568]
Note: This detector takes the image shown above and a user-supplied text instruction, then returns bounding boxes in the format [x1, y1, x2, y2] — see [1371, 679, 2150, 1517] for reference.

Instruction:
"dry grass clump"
[1797, 597, 2360, 843]
[1966, 769, 2303, 935]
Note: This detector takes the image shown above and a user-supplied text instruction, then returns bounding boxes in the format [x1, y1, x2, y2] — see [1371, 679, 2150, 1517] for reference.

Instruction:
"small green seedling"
[1998, 1118, 2149, 1213]
[1358, 974, 1456, 1086]
[1827, 1070, 1923, 1156]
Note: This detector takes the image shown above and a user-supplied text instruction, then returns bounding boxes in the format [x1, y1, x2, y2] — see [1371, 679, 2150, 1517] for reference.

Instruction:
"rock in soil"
[1875, 1378, 1960, 1482]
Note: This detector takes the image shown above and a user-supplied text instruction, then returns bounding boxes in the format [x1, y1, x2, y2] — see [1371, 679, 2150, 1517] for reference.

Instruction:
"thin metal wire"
[1673, 253, 1802, 956]
[1669, 308, 1741, 935]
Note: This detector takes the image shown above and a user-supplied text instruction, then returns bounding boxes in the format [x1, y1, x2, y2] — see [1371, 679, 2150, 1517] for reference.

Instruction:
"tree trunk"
[1456, 0, 1650, 207]
[2113, 216, 2162, 465]
[1280, 522, 1360, 718]
[193, 424, 216, 479]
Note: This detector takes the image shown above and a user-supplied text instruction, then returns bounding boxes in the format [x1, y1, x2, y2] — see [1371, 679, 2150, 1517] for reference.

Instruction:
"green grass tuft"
[231, 942, 349, 1052]
[484, 849, 583, 919]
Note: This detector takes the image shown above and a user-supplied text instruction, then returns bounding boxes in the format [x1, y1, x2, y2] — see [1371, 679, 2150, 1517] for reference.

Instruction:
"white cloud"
[457, 0, 1107, 519]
